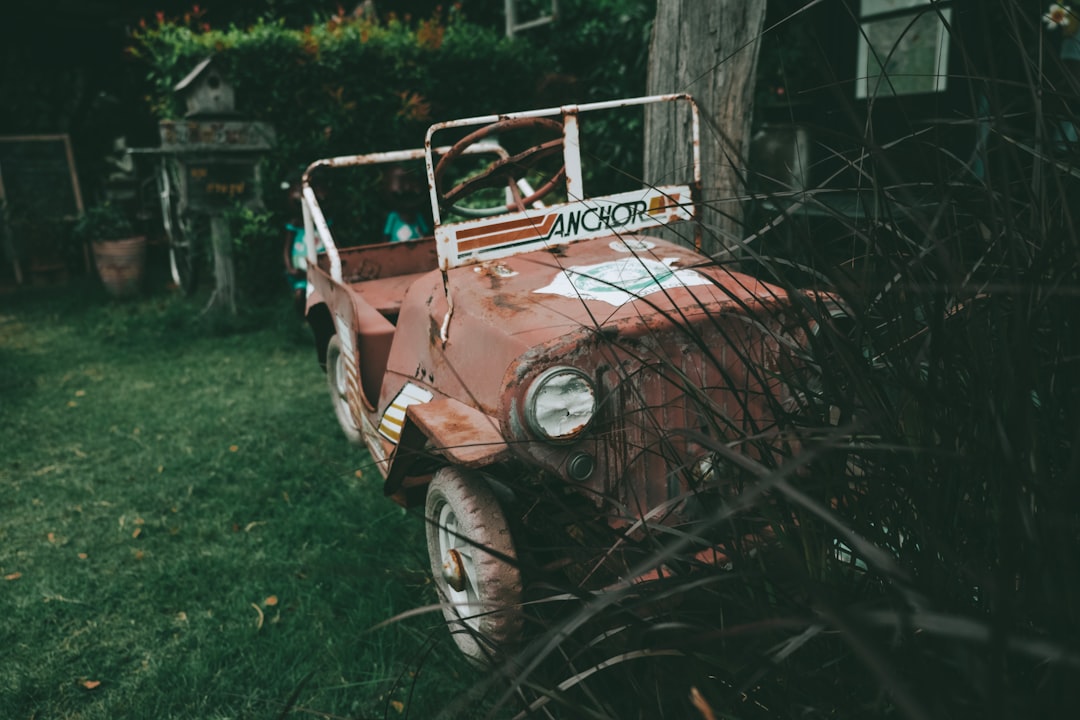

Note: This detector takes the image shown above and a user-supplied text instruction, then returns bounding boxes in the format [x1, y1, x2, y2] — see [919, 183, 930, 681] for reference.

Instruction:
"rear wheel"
[159, 162, 202, 295]
[425, 466, 523, 664]
[325, 335, 362, 444]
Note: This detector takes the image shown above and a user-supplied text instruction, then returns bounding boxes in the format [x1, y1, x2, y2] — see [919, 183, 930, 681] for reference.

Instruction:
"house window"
[856, 0, 952, 98]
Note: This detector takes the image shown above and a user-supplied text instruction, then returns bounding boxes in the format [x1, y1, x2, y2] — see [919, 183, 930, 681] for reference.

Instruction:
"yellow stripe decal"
[378, 383, 433, 443]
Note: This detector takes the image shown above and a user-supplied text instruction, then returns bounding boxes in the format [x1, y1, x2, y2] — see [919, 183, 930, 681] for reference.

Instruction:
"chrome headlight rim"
[523, 366, 596, 443]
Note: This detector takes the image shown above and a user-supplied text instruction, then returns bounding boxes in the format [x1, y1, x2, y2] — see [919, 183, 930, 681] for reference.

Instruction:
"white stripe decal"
[378, 383, 434, 443]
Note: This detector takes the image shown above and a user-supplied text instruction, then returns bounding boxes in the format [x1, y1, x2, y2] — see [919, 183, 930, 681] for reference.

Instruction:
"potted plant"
[74, 201, 146, 298]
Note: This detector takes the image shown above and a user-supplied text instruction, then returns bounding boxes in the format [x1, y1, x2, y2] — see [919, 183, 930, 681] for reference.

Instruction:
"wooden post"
[645, 0, 767, 258]
[204, 213, 236, 315]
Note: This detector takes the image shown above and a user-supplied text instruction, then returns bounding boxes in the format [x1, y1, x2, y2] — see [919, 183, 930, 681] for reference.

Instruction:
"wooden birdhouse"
[174, 57, 236, 118]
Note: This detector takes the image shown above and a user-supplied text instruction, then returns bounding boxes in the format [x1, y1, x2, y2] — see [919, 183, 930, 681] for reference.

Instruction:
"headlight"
[525, 367, 596, 442]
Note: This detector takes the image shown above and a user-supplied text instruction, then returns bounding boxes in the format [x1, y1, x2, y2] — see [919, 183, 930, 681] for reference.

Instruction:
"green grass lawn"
[0, 282, 481, 719]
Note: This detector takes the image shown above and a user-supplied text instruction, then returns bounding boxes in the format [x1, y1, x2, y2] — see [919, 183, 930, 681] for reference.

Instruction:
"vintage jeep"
[300, 95, 820, 662]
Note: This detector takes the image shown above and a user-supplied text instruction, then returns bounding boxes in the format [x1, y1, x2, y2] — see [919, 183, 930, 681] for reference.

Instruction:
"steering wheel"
[434, 117, 566, 218]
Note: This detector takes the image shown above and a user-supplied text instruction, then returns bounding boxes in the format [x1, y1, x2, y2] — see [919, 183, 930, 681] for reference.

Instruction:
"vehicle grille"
[593, 313, 795, 522]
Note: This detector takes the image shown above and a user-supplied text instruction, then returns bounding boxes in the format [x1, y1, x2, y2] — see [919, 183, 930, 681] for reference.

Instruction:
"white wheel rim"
[331, 346, 358, 434]
[334, 350, 348, 408]
[437, 501, 482, 631]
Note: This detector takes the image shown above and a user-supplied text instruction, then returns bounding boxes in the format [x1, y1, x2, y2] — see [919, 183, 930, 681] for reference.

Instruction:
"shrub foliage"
[131, 6, 547, 172]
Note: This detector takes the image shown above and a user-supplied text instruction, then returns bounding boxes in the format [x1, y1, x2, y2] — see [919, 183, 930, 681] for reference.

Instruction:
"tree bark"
[645, 0, 767, 257]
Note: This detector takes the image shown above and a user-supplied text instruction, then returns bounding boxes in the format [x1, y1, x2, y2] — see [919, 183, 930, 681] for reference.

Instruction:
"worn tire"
[425, 466, 523, 664]
[325, 335, 362, 444]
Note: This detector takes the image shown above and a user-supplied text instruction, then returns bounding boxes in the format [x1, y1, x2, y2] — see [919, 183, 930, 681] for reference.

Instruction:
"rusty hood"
[382, 234, 792, 417]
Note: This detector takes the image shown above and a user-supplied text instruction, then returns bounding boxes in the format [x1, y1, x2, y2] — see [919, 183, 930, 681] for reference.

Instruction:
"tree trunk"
[645, 0, 767, 257]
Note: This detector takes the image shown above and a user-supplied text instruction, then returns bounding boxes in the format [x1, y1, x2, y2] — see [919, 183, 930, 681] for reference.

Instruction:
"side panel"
[308, 265, 394, 471]
[333, 237, 439, 282]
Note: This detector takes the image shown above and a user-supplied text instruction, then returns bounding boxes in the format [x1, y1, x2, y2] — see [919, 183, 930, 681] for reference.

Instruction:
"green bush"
[131, 6, 550, 192]
[72, 201, 136, 243]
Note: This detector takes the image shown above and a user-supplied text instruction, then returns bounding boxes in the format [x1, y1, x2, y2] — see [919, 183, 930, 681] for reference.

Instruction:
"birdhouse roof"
[174, 57, 217, 93]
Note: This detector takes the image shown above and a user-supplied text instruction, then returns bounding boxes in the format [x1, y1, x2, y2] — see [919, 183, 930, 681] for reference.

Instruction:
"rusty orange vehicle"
[299, 95, 821, 662]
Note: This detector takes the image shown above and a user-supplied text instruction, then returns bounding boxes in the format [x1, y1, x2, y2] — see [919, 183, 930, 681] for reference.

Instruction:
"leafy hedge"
[131, 6, 549, 192]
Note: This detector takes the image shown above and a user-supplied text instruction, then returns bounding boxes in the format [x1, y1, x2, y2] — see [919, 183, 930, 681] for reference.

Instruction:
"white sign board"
[435, 185, 694, 268]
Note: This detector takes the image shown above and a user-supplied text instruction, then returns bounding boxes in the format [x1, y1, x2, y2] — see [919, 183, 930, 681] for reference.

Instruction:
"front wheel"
[425, 466, 523, 664]
[325, 335, 362, 444]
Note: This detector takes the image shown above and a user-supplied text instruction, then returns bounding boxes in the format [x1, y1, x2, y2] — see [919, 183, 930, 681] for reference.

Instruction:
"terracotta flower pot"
[92, 236, 146, 298]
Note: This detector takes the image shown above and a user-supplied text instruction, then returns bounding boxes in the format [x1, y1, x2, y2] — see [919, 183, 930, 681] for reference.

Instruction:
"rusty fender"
[383, 396, 512, 501]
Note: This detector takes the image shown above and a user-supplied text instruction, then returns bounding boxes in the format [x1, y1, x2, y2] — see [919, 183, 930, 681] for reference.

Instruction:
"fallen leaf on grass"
[4, 572, 21, 581]
[251, 603, 265, 630]
[354, 469, 363, 479]
[390, 700, 405, 714]
[47, 532, 56, 544]
[43, 594, 86, 605]
[263, 595, 278, 607]
[81, 679, 101, 690]
[132, 528, 142, 539]
[78, 553, 88, 560]
[75, 389, 86, 397]
[229, 445, 239, 453]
